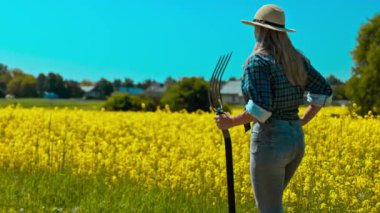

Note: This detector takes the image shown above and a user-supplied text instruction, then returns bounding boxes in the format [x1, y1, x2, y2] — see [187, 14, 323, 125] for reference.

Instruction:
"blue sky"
[0, 0, 379, 83]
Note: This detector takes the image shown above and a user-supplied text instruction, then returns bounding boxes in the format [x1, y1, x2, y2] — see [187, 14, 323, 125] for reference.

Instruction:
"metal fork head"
[208, 52, 232, 114]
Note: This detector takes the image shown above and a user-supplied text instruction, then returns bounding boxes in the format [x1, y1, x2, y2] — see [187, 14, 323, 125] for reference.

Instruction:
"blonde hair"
[252, 26, 308, 87]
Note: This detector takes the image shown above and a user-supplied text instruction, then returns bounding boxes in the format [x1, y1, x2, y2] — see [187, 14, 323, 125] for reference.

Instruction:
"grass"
[0, 98, 105, 110]
[0, 168, 256, 213]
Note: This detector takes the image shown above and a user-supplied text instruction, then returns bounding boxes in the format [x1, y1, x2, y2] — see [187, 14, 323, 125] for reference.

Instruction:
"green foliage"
[64, 80, 84, 98]
[130, 95, 157, 111]
[161, 77, 210, 112]
[104, 93, 156, 111]
[137, 79, 157, 89]
[34, 72, 70, 98]
[346, 13, 380, 115]
[113, 78, 122, 91]
[326, 75, 347, 101]
[104, 93, 132, 111]
[45, 73, 67, 98]
[326, 75, 343, 86]
[36, 73, 47, 97]
[123, 78, 134, 88]
[331, 84, 347, 101]
[95, 78, 114, 98]
[36, 73, 82, 98]
[0, 64, 11, 97]
[6, 73, 37, 98]
[164, 76, 177, 87]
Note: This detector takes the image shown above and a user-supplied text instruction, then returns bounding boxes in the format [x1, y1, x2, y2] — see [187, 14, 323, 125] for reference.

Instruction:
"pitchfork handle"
[217, 111, 236, 213]
[222, 129, 236, 213]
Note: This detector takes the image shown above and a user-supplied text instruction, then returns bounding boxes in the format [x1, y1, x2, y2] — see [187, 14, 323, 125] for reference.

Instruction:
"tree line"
[0, 64, 176, 99]
[0, 61, 349, 113]
[345, 13, 380, 115]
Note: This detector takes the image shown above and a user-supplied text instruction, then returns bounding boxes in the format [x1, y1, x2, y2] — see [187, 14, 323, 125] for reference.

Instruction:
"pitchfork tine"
[209, 56, 223, 110]
[214, 53, 230, 110]
[213, 54, 228, 111]
[217, 52, 232, 108]
[208, 57, 221, 108]
[211, 55, 225, 108]
[213, 56, 224, 110]
[211, 55, 226, 111]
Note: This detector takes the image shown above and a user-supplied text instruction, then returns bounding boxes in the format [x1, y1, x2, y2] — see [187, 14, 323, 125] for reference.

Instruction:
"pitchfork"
[208, 52, 235, 213]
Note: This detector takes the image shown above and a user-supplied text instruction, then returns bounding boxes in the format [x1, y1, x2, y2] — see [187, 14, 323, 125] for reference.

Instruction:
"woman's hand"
[214, 113, 234, 130]
[300, 117, 306, 126]
[214, 110, 257, 130]
[300, 104, 322, 126]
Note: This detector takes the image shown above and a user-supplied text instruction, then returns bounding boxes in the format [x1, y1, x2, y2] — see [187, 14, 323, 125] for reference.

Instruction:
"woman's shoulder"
[244, 53, 272, 70]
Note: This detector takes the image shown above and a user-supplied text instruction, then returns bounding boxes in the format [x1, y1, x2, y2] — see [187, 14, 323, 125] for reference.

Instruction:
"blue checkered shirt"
[241, 54, 333, 123]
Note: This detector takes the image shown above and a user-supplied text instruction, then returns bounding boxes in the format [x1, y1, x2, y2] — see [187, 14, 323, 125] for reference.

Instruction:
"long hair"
[251, 26, 308, 87]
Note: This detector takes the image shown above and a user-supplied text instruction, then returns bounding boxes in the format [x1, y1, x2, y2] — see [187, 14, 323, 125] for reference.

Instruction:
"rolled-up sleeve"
[304, 63, 333, 107]
[242, 57, 272, 123]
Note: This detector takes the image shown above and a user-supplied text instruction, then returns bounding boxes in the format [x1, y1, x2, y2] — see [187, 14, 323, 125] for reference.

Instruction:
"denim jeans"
[250, 119, 305, 213]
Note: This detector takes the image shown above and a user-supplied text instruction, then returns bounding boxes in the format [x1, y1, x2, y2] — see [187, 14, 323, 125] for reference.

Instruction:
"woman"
[214, 4, 332, 213]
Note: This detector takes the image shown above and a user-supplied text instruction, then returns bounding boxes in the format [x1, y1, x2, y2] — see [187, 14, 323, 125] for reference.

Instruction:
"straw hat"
[241, 4, 295, 32]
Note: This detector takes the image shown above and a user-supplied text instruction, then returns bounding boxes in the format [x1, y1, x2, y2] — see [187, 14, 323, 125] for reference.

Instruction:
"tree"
[123, 78, 134, 88]
[64, 80, 84, 98]
[45, 72, 68, 98]
[104, 93, 133, 111]
[6, 74, 37, 97]
[137, 79, 156, 89]
[6, 78, 22, 97]
[346, 13, 380, 114]
[94, 78, 114, 98]
[161, 77, 209, 112]
[113, 78, 122, 91]
[0, 81, 6, 97]
[326, 75, 347, 101]
[36, 73, 47, 97]
[164, 76, 176, 87]
[11, 68, 25, 78]
[0, 64, 11, 97]
[0, 64, 7, 73]
[104, 93, 156, 111]
[326, 75, 343, 86]
[5, 69, 38, 97]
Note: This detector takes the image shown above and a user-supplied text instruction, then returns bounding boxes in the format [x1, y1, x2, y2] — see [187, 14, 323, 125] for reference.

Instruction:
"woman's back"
[241, 54, 332, 122]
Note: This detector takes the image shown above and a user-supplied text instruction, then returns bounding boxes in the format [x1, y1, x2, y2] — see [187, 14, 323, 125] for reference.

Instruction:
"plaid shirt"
[241, 54, 332, 123]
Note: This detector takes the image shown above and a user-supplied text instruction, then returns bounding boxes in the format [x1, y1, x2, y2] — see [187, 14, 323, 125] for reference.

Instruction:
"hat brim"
[241, 20, 296, 32]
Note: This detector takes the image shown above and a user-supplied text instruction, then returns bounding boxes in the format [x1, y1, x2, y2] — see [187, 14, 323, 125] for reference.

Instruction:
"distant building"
[80, 85, 103, 99]
[43, 92, 58, 99]
[145, 83, 166, 94]
[5, 94, 15, 99]
[118, 87, 144, 95]
[80, 85, 95, 93]
[220, 80, 244, 104]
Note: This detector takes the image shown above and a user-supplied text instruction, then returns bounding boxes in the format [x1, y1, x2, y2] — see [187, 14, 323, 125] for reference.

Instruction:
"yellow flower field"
[0, 105, 379, 212]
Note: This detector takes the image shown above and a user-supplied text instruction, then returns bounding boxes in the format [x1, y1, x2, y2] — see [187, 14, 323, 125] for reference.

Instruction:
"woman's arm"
[300, 104, 321, 126]
[214, 111, 257, 130]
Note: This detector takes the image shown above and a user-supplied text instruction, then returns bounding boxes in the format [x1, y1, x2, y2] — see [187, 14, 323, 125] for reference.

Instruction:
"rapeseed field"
[0, 105, 378, 212]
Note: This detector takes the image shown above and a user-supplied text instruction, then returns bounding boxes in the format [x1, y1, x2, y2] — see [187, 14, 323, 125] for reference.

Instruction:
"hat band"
[253, 19, 285, 28]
